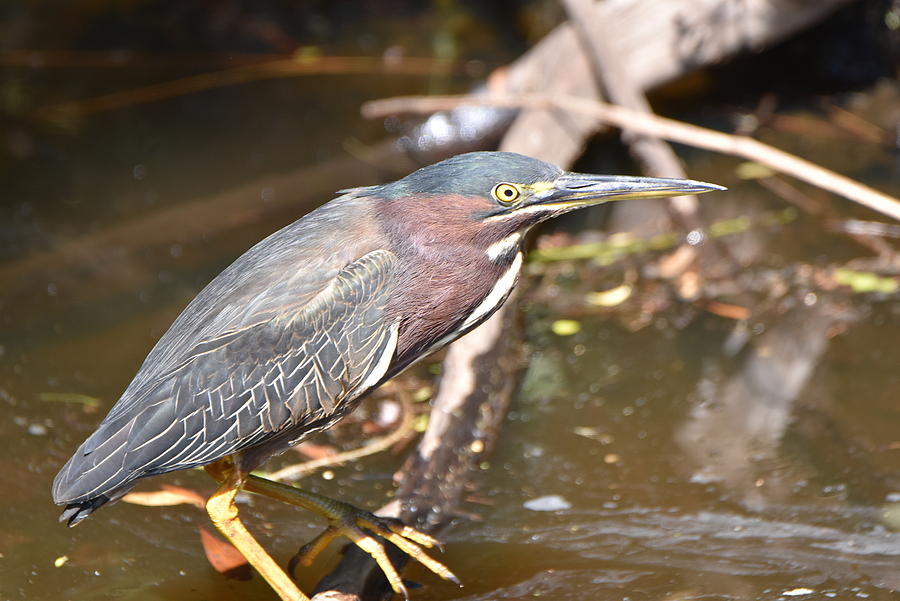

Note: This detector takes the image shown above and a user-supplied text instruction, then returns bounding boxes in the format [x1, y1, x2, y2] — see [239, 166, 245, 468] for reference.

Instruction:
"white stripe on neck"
[485, 232, 522, 262]
[461, 251, 524, 331]
[356, 321, 399, 395]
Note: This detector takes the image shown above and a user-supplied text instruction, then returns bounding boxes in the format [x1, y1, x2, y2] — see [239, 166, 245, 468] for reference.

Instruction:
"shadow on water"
[2, 3, 899, 601]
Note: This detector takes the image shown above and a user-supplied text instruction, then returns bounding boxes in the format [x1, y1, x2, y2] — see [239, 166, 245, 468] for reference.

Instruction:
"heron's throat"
[460, 250, 523, 332]
[485, 232, 523, 263]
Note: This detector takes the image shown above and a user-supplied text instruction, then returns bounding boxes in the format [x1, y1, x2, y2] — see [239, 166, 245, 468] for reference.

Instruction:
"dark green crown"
[379, 152, 563, 199]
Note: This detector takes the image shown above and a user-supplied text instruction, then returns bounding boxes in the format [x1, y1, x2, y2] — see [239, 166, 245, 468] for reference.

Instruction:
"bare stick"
[37, 56, 466, 119]
[363, 94, 900, 223]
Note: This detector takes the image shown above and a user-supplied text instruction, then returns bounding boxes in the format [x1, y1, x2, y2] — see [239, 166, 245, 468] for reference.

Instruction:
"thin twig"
[265, 387, 416, 482]
[1, 49, 287, 68]
[36, 56, 466, 119]
[757, 176, 895, 257]
[362, 94, 900, 223]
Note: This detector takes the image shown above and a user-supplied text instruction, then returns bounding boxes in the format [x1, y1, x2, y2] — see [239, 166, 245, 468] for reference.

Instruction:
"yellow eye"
[492, 183, 521, 204]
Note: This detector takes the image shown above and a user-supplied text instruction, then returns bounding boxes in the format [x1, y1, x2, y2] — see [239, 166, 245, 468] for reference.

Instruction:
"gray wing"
[53, 245, 399, 507]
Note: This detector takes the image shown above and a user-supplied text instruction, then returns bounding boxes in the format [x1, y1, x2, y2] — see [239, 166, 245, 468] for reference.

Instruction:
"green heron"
[53, 151, 723, 600]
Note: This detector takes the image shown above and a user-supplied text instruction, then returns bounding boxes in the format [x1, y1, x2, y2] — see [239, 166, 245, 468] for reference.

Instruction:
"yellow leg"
[241, 473, 460, 598]
[287, 525, 338, 576]
[205, 460, 310, 601]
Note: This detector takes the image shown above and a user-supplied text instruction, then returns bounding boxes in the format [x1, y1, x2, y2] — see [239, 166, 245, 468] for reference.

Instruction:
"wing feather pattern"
[53, 247, 399, 517]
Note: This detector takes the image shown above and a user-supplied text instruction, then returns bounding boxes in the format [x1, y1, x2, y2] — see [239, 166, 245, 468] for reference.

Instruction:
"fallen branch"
[756, 176, 895, 257]
[362, 93, 900, 223]
[37, 55, 468, 120]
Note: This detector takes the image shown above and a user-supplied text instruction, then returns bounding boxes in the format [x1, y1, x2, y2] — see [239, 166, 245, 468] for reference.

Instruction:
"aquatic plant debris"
[551, 319, 581, 336]
[833, 269, 898, 294]
[523, 495, 572, 511]
[586, 283, 633, 307]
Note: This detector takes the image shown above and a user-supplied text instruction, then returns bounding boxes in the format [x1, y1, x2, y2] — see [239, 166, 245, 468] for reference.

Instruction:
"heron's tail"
[52, 417, 137, 527]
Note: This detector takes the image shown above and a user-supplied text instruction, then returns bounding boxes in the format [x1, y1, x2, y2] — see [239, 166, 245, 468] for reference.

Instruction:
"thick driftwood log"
[394, 304, 524, 530]
[561, 0, 690, 179]
[403, 0, 854, 168]
[496, 0, 855, 165]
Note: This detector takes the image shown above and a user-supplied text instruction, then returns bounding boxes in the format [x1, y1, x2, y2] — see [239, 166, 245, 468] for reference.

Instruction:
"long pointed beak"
[534, 172, 726, 211]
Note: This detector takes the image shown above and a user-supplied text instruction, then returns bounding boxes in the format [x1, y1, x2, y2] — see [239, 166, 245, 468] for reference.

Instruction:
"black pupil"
[503, 188, 513, 197]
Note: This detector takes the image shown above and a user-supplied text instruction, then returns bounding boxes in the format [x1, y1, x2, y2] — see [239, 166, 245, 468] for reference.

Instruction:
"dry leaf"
[703, 301, 750, 321]
[197, 526, 252, 581]
[585, 283, 632, 307]
[122, 484, 206, 509]
[551, 319, 581, 336]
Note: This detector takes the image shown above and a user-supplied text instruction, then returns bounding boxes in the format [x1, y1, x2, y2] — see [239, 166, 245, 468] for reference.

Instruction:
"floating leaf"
[551, 319, 581, 336]
[197, 526, 252, 581]
[38, 392, 101, 408]
[412, 386, 433, 403]
[735, 161, 774, 180]
[413, 413, 430, 433]
[703, 301, 750, 320]
[586, 283, 633, 307]
[122, 484, 206, 509]
[834, 269, 898, 294]
[880, 502, 900, 531]
[54, 555, 69, 568]
[573, 427, 614, 444]
[709, 215, 752, 237]
[573, 426, 598, 438]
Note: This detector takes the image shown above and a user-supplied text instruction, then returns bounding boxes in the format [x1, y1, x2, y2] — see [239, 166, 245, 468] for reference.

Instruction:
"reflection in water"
[676, 297, 852, 509]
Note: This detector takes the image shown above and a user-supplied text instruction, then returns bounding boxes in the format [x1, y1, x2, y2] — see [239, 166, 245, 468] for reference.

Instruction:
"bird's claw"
[288, 507, 460, 598]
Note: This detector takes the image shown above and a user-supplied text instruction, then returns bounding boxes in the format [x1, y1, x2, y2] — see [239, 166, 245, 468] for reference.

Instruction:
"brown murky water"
[3, 5, 900, 601]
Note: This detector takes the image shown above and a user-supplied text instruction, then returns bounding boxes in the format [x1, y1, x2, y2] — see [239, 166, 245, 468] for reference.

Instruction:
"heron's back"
[52, 194, 390, 523]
